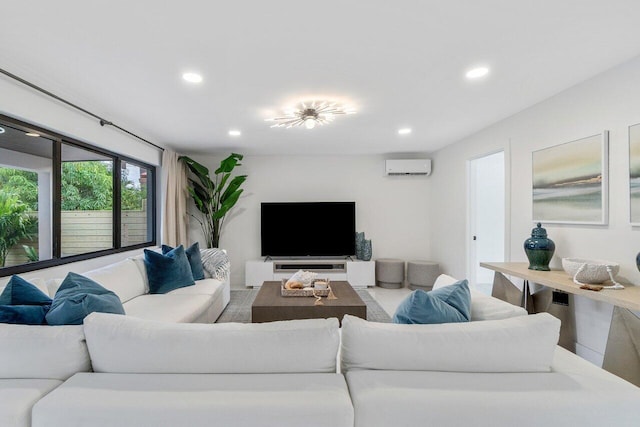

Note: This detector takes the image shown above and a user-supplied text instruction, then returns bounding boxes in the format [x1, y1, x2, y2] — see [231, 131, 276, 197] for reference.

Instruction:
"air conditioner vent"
[385, 159, 432, 176]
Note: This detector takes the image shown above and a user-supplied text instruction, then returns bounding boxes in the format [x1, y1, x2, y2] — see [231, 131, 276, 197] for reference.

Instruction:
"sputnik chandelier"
[266, 100, 356, 129]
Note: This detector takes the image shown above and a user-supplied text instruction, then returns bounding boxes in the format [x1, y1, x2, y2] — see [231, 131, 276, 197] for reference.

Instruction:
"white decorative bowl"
[562, 258, 620, 284]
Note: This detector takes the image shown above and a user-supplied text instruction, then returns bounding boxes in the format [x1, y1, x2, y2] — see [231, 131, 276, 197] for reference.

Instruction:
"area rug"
[217, 289, 391, 323]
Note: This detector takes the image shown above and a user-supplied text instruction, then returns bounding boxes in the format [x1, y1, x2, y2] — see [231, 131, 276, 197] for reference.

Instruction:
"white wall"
[429, 55, 640, 366]
[187, 154, 431, 288]
[0, 78, 162, 166]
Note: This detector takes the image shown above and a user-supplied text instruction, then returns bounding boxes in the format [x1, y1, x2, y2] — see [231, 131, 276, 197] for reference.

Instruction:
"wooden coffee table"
[251, 281, 366, 324]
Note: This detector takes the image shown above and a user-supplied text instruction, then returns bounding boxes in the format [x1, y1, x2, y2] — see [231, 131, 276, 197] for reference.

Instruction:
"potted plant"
[179, 153, 247, 248]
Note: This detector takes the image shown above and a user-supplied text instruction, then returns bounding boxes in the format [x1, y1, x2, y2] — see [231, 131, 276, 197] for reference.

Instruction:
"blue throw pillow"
[45, 272, 125, 326]
[162, 242, 205, 281]
[0, 275, 52, 306]
[144, 245, 195, 294]
[0, 305, 50, 325]
[393, 280, 471, 324]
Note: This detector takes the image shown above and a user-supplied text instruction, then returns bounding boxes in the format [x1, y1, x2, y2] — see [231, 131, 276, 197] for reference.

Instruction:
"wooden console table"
[481, 262, 640, 387]
[480, 262, 640, 311]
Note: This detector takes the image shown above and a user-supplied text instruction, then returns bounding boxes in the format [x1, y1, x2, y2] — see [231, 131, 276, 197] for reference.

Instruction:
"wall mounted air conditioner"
[385, 159, 432, 176]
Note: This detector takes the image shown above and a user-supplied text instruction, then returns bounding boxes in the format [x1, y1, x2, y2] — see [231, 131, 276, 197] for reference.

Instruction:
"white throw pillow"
[432, 274, 460, 290]
[341, 313, 559, 373]
[432, 274, 527, 320]
[470, 291, 527, 320]
[84, 313, 340, 374]
[0, 324, 91, 380]
[83, 259, 147, 303]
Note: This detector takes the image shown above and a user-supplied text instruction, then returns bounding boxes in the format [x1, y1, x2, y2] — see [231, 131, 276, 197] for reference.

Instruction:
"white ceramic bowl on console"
[562, 258, 620, 284]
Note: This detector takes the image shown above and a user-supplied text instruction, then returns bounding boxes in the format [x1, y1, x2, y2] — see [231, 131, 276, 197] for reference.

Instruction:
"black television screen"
[261, 202, 356, 257]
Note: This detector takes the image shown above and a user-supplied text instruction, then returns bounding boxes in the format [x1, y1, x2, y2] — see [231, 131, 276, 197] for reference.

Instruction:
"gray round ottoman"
[407, 260, 440, 291]
[375, 259, 405, 289]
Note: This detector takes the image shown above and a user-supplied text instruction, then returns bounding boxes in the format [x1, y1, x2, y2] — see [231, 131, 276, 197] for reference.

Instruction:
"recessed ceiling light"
[398, 128, 412, 135]
[182, 72, 203, 83]
[465, 66, 490, 80]
[228, 130, 241, 137]
[0, 127, 5, 134]
[25, 132, 40, 137]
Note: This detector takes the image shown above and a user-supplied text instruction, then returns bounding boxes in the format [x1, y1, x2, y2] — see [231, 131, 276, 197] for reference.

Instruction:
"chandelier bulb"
[304, 118, 316, 129]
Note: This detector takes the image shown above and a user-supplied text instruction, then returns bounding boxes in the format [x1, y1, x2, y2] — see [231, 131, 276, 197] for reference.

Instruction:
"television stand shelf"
[245, 259, 375, 288]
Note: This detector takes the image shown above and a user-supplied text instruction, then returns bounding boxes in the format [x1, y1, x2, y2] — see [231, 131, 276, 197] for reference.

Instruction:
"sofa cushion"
[0, 379, 63, 427]
[46, 273, 125, 326]
[393, 280, 471, 324]
[122, 294, 214, 323]
[82, 259, 146, 303]
[32, 373, 354, 427]
[0, 324, 90, 380]
[341, 313, 560, 373]
[470, 292, 528, 320]
[84, 313, 340, 373]
[129, 249, 162, 294]
[162, 242, 205, 280]
[0, 305, 50, 325]
[144, 246, 195, 294]
[0, 275, 52, 306]
[432, 274, 527, 320]
[345, 347, 640, 427]
[166, 278, 223, 297]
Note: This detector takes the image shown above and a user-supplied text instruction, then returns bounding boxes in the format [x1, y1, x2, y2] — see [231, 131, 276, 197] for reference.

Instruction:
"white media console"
[245, 259, 375, 288]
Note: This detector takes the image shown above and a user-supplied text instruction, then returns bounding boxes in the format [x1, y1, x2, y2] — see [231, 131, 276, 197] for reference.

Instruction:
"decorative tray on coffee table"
[281, 278, 331, 297]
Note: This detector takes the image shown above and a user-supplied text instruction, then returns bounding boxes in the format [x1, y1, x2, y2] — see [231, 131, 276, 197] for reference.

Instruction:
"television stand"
[245, 258, 375, 288]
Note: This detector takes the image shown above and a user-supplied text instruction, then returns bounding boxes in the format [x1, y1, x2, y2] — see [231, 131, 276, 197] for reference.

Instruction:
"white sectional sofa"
[0, 250, 231, 427]
[32, 314, 354, 427]
[46, 255, 231, 323]
[341, 314, 640, 427]
[0, 324, 90, 427]
[1, 273, 640, 427]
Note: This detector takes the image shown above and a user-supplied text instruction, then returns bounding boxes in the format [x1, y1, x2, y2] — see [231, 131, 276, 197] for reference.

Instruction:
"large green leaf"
[214, 153, 243, 174]
[187, 187, 206, 213]
[216, 173, 231, 197]
[221, 175, 247, 203]
[189, 179, 213, 202]
[180, 156, 214, 189]
[213, 189, 243, 219]
[180, 156, 209, 177]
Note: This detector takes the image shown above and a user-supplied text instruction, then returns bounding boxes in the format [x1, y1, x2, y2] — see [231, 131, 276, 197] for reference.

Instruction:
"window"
[61, 144, 114, 256]
[0, 114, 156, 276]
[121, 161, 153, 246]
[0, 124, 54, 268]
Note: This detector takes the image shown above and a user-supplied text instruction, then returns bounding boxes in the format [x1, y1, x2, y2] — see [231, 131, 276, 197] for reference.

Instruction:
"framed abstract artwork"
[631, 123, 640, 225]
[532, 131, 608, 225]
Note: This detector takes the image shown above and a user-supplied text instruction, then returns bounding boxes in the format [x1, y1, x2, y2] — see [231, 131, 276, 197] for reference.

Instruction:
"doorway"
[468, 151, 505, 294]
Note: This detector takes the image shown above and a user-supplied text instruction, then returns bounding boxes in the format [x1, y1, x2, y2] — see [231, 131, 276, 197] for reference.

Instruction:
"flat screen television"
[261, 202, 356, 257]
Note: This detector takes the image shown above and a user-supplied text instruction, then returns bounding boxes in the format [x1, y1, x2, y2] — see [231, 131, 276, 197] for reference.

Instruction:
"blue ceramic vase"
[355, 232, 365, 260]
[524, 223, 555, 271]
[361, 240, 372, 261]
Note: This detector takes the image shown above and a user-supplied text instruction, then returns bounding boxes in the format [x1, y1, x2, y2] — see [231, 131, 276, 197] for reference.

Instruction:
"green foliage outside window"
[0, 162, 147, 266]
[0, 192, 36, 267]
[0, 163, 146, 212]
[61, 162, 113, 210]
[0, 168, 38, 210]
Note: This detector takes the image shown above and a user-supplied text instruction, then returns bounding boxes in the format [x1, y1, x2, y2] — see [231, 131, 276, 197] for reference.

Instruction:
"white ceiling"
[2, 1, 640, 156]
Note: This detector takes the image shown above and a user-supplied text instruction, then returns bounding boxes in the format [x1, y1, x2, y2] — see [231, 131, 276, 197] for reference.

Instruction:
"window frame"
[0, 114, 156, 277]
